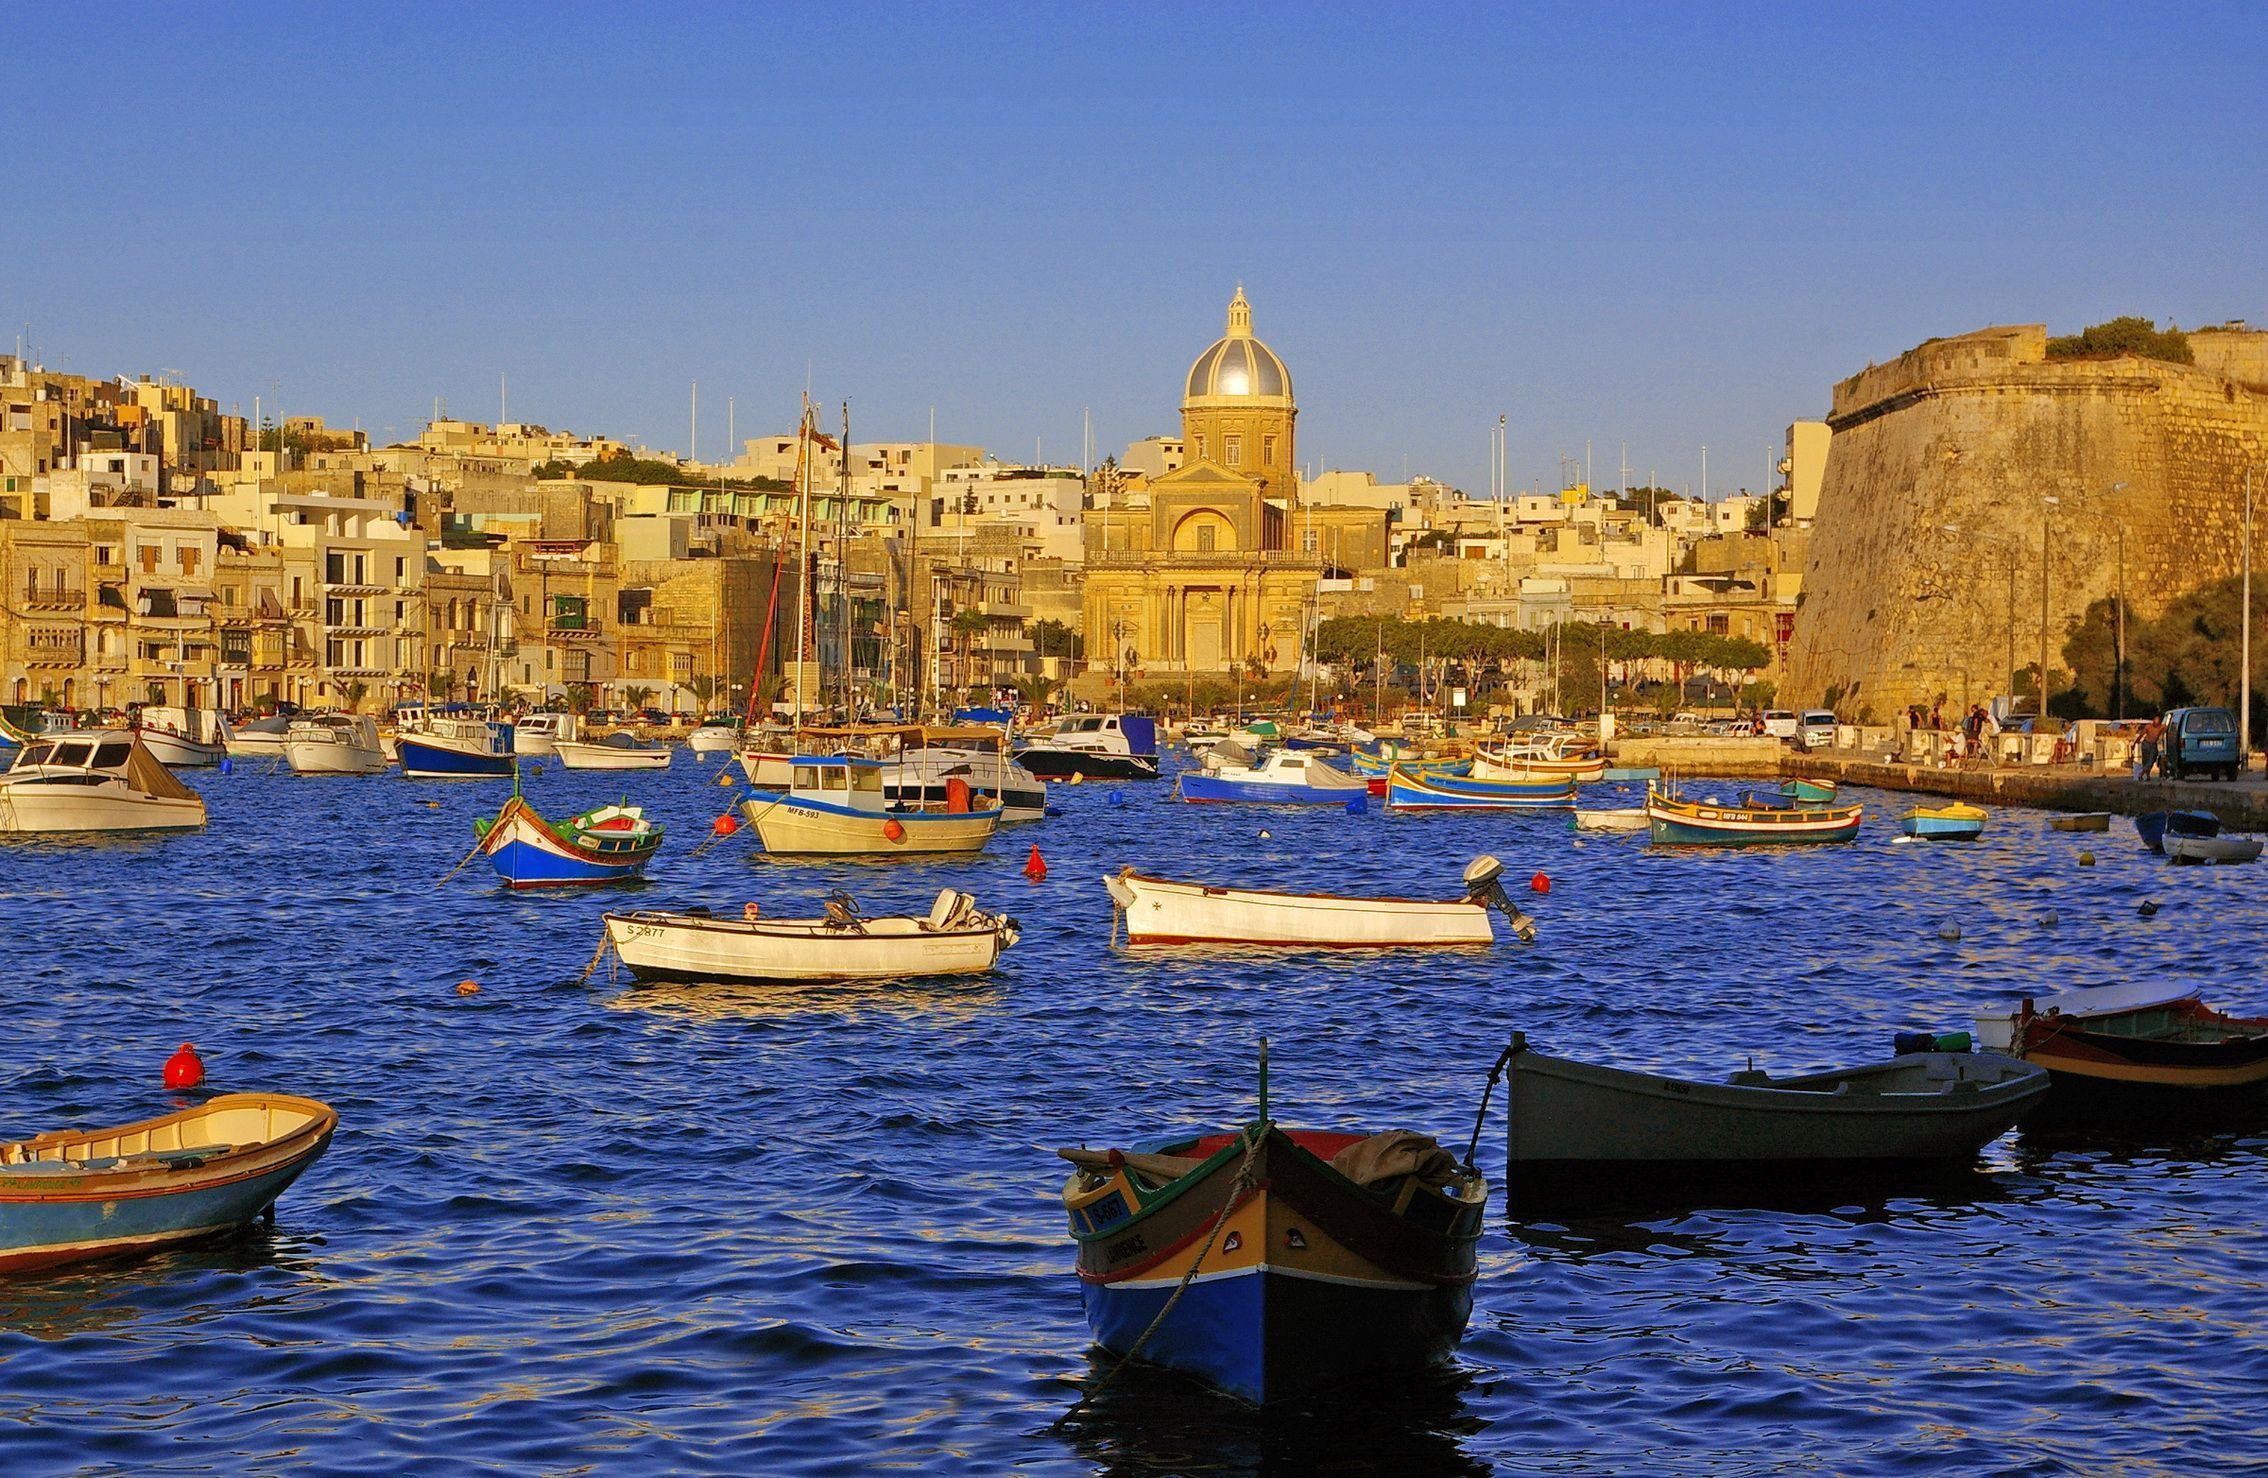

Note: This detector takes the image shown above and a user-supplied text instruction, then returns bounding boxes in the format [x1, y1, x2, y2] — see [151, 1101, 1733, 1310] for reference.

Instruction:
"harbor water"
[2, 759, 2263, 1473]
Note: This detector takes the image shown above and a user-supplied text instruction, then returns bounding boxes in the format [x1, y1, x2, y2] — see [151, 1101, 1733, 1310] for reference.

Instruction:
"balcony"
[1085, 549, 1325, 571]
[20, 588, 86, 611]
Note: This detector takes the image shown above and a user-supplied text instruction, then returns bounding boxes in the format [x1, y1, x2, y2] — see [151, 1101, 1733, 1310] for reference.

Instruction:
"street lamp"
[2108, 482, 2128, 720]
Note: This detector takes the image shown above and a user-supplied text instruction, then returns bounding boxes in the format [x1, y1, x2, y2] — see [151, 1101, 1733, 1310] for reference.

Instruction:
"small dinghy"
[1504, 1034, 2047, 1202]
[1782, 778, 1840, 803]
[1104, 855, 1534, 947]
[0, 1093, 337, 1274]
[554, 732, 673, 771]
[1573, 807, 1650, 833]
[2165, 834, 2261, 865]
[603, 889, 1018, 982]
[1978, 983, 2268, 1106]
[475, 791, 663, 887]
[2048, 812, 2113, 833]
[1058, 1045, 1485, 1404]
[2136, 809, 2219, 854]
[1900, 802, 1988, 840]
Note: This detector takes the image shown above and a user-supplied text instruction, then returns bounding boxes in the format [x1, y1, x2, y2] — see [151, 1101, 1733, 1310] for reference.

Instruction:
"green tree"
[1027, 618, 1084, 662]
[686, 675, 718, 712]
[2064, 574, 2263, 726]
[343, 680, 369, 712]
[2045, 316, 2193, 365]
[622, 684, 657, 712]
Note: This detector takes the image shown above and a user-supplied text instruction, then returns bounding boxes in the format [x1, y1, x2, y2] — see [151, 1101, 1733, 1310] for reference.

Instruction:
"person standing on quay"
[2135, 717, 2164, 780]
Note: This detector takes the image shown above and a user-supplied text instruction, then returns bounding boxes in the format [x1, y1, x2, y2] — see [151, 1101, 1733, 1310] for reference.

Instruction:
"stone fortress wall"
[1783, 323, 2268, 722]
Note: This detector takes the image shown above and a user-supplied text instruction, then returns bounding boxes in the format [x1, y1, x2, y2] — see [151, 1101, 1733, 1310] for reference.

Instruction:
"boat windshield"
[14, 743, 54, 768]
[48, 741, 96, 769]
[91, 740, 131, 769]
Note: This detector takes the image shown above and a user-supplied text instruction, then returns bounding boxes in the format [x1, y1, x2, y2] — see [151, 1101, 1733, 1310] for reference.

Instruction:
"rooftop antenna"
[500, 373, 507, 425]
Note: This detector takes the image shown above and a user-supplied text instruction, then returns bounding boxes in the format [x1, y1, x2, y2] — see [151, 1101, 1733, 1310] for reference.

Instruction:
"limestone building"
[1784, 323, 2268, 721]
[1081, 290, 1386, 676]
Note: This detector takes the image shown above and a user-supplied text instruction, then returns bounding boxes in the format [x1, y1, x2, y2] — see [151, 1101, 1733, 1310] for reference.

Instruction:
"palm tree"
[687, 674, 718, 715]
[344, 680, 369, 713]
[950, 609, 988, 696]
[1012, 674, 1060, 711]
[623, 683, 657, 713]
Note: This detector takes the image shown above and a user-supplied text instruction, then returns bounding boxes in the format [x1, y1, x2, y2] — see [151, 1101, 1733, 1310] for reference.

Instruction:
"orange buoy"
[883, 818, 906, 842]
[456, 980, 480, 996]
[1530, 872, 1551, 894]
[712, 813, 739, 836]
[1024, 843, 1047, 880]
[742, 902, 763, 920]
[163, 1043, 205, 1090]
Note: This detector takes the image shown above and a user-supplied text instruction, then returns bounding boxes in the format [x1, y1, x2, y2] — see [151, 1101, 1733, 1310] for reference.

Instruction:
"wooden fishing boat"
[1645, 786, 1862, 846]
[1059, 1074, 1485, 1403]
[2048, 812, 2113, 832]
[1387, 765, 1575, 811]
[2166, 834, 2262, 865]
[1977, 983, 2268, 1104]
[1573, 807, 1650, 833]
[283, 713, 387, 775]
[1179, 750, 1369, 806]
[1900, 802, 1988, 840]
[1781, 778, 1839, 804]
[554, 732, 673, 770]
[475, 792, 663, 887]
[1104, 855, 1533, 947]
[1471, 745, 1609, 784]
[1504, 1035, 2047, 1200]
[0, 731, 206, 834]
[2136, 809, 2219, 854]
[604, 889, 1018, 982]
[398, 716, 515, 778]
[0, 1093, 337, 1274]
[743, 753, 1000, 855]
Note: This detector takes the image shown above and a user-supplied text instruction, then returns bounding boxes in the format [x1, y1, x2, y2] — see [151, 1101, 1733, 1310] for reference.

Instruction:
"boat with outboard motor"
[284, 713, 388, 775]
[475, 790, 663, 887]
[554, 732, 673, 771]
[1179, 749, 1369, 806]
[1014, 714, 1160, 781]
[398, 716, 515, 778]
[0, 1093, 338, 1274]
[134, 706, 231, 768]
[603, 888, 1018, 982]
[0, 731, 207, 833]
[1105, 855, 1534, 947]
[1058, 1046, 1485, 1405]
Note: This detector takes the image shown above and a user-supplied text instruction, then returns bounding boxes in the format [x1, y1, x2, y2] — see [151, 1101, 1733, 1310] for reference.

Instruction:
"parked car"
[1798, 710, 1838, 750]
[1760, 709, 1798, 740]
[2162, 706, 2241, 781]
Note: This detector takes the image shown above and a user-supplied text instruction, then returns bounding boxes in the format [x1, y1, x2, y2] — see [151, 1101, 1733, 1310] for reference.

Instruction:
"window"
[178, 547, 199, 575]
[821, 766, 848, 792]
[1263, 435, 1277, 466]
[1193, 435, 1206, 461]
[1224, 435, 1242, 466]
[1196, 524, 1216, 552]
[395, 557, 407, 582]
[140, 545, 159, 573]
[94, 545, 115, 565]
[794, 765, 820, 790]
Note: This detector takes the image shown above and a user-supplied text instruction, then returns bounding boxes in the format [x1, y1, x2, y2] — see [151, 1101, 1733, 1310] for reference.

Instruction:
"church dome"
[1184, 288, 1292, 402]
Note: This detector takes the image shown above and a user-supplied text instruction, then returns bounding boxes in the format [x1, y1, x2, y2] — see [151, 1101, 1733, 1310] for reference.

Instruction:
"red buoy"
[163, 1043, 205, 1090]
[712, 813, 739, 837]
[1024, 843, 1047, 881]
[1530, 871, 1551, 894]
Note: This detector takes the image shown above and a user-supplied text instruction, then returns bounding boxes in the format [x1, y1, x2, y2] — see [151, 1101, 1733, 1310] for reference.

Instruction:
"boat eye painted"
[1285, 1227, 1308, 1250]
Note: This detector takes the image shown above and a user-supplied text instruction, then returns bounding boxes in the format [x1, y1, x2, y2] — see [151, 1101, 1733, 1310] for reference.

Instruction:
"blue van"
[2162, 707, 2241, 781]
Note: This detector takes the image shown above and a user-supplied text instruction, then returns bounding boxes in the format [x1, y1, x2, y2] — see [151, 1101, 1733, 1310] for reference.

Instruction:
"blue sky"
[9, 4, 2262, 496]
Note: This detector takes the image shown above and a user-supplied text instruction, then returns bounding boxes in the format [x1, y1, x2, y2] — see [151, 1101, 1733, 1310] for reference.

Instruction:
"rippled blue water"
[2, 755, 2264, 1474]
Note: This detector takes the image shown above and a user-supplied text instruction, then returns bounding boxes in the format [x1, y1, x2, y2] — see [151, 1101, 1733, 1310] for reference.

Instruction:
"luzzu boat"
[1347, 748, 1468, 797]
[475, 790, 663, 887]
[1057, 1052, 1485, 1404]
[1645, 786, 1862, 846]
[1179, 749, 1369, 806]
[0, 1093, 338, 1274]
[1900, 802, 1988, 840]
[742, 753, 1000, 855]
[398, 716, 515, 778]
[1386, 764, 1575, 810]
[1978, 983, 2268, 1106]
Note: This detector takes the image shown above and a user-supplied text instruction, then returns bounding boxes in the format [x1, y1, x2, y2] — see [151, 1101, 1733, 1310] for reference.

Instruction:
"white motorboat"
[603, 889, 1020, 982]
[135, 706, 231, 768]
[1573, 807, 1650, 833]
[224, 713, 292, 759]
[512, 712, 579, 758]
[688, 724, 738, 755]
[0, 731, 207, 833]
[885, 724, 1048, 822]
[1178, 748, 1370, 805]
[735, 725, 798, 788]
[554, 732, 673, 771]
[283, 713, 388, 775]
[1013, 714, 1161, 781]
[744, 752, 1000, 856]
[1104, 856, 1534, 947]
[1473, 731, 1608, 784]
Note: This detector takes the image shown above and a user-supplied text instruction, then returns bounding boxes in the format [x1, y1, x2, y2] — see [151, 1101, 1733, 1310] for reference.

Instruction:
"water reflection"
[604, 976, 1004, 1023]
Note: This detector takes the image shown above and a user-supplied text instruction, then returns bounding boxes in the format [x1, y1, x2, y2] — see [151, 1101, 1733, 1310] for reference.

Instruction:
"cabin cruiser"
[1013, 714, 1160, 780]
[687, 722, 739, 755]
[397, 716, 515, 778]
[224, 713, 293, 759]
[135, 706, 231, 768]
[284, 713, 388, 775]
[0, 731, 207, 833]
[512, 712, 579, 758]
[884, 724, 1048, 822]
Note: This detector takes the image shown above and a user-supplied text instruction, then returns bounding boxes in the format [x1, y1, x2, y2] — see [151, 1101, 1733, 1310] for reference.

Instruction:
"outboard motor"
[1462, 854, 1538, 943]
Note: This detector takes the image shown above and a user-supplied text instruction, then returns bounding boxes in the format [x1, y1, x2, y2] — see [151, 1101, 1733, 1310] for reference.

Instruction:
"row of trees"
[1313, 616, 1770, 672]
[534, 454, 792, 492]
[2060, 574, 2266, 726]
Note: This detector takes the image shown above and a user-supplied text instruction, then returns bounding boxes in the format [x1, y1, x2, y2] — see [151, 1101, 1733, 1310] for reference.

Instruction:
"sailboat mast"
[837, 400, 852, 718]
[789, 394, 813, 732]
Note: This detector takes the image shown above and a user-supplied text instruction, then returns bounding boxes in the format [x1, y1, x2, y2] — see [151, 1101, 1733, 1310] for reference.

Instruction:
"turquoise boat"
[1781, 778, 1840, 804]
[1387, 765, 1575, 810]
[1899, 803, 1988, 840]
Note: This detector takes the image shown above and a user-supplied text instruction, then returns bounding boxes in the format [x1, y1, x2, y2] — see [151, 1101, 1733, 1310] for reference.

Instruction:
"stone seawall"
[1785, 754, 2268, 830]
[1605, 736, 1784, 776]
[1784, 324, 2268, 723]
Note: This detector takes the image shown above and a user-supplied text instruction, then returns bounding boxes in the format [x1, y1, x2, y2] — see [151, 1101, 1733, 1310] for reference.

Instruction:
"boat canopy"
[2030, 981, 2202, 1020]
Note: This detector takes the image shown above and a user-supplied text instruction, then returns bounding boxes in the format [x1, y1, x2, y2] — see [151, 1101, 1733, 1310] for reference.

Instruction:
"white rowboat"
[1104, 856, 1533, 948]
[604, 890, 1019, 982]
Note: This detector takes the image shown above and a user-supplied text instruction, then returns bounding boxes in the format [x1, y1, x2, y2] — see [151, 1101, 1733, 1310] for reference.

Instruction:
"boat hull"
[479, 805, 659, 888]
[0, 780, 206, 834]
[1646, 793, 1863, 846]
[1014, 748, 1160, 781]
[736, 750, 795, 788]
[284, 740, 387, 775]
[2166, 835, 2262, 864]
[1105, 871, 1491, 947]
[1179, 773, 1366, 806]
[137, 732, 226, 768]
[1901, 816, 1986, 840]
[687, 727, 737, 754]
[2048, 812, 2113, 832]
[553, 742, 672, 771]
[398, 735, 514, 778]
[746, 796, 1000, 855]
[1387, 768, 1574, 810]
[605, 911, 1011, 981]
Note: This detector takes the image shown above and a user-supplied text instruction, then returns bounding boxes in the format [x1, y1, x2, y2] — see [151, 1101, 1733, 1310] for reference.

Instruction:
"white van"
[1798, 710, 1838, 749]
[1760, 710, 1798, 740]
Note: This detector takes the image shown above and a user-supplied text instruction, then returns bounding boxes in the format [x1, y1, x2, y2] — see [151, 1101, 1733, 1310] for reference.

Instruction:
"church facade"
[1081, 289, 1385, 677]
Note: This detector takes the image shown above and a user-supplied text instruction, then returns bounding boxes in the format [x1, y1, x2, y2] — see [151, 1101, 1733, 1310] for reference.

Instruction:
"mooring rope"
[1048, 1123, 1265, 1432]
[434, 831, 488, 888]
[1463, 1035, 1520, 1171]
[577, 931, 614, 985]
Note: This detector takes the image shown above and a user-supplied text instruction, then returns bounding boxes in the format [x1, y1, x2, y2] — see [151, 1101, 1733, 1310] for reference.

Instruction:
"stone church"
[1082, 289, 1386, 677]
